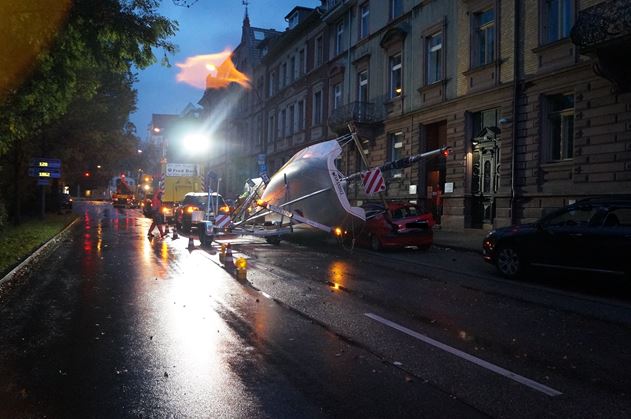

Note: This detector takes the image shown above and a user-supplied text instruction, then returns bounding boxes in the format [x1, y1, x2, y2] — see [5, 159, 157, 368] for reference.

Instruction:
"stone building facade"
[200, 0, 631, 230]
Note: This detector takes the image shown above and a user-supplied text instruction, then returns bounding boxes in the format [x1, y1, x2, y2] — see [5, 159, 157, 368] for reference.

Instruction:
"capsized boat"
[259, 139, 365, 232]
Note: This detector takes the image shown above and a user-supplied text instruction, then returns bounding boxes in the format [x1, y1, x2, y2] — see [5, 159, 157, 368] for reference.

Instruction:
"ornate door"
[471, 127, 500, 227]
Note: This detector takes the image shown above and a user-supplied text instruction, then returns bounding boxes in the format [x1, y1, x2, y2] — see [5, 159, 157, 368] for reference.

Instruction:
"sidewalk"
[432, 228, 489, 253]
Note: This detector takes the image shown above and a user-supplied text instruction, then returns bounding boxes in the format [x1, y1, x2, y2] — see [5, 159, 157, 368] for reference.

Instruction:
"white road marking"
[364, 312, 563, 397]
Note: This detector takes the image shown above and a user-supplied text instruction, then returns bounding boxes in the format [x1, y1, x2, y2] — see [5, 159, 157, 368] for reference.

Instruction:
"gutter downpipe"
[510, 0, 520, 226]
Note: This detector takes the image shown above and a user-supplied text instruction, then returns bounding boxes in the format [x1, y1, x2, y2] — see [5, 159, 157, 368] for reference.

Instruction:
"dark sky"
[132, 0, 320, 138]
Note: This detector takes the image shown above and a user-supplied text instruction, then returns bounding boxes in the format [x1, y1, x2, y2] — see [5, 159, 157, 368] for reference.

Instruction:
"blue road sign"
[30, 158, 61, 169]
[28, 167, 61, 178]
[37, 179, 50, 186]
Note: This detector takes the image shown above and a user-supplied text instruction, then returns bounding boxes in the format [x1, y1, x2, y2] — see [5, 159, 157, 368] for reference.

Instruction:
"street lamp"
[182, 132, 211, 153]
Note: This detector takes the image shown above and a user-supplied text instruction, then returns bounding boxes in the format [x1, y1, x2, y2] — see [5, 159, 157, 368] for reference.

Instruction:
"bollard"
[235, 257, 247, 281]
[224, 243, 234, 273]
[188, 235, 194, 250]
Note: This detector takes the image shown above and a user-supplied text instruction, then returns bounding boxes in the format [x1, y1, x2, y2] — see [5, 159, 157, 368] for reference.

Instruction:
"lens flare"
[176, 49, 250, 90]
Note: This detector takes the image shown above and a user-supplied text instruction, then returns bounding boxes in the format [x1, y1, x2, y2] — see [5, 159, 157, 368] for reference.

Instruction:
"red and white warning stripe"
[361, 168, 386, 195]
[214, 214, 232, 229]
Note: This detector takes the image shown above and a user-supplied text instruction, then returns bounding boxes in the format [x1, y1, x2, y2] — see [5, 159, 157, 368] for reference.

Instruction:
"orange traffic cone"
[188, 235, 195, 249]
[224, 243, 234, 272]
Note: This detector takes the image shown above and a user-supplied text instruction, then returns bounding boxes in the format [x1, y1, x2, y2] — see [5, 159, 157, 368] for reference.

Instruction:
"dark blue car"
[482, 197, 631, 278]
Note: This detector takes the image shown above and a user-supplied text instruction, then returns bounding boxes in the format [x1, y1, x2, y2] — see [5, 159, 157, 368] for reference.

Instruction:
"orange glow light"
[176, 49, 251, 90]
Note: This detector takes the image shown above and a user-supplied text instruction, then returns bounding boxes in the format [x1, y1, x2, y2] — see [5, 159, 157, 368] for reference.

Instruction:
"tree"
[0, 0, 177, 222]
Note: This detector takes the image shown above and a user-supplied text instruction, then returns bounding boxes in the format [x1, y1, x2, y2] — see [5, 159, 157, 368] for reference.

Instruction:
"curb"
[432, 241, 483, 254]
[0, 216, 81, 287]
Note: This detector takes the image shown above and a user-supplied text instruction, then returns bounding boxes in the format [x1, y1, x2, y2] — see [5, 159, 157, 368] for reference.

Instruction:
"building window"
[288, 12, 299, 29]
[472, 108, 499, 136]
[333, 83, 343, 110]
[545, 94, 574, 161]
[297, 100, 305, 130]
[268, 71, 276, 96]
[388, 132, 404, 178]
[268, 115, 275, 143]
[315, 35, 324, 67]
[289, 104, 295, 135]
[299, 48, 305, 75]
[359, 2, 369, 39]
[290, 56, 296, 82]
[358, 70, 368, 102]
[281, 63, 287, 87]
[313, 91, 322, 125]
[473, 8, 495, 67]
[426, 31, 443, 84]
[280, 109, 287, 138]
[335, 19, 344, 55]
[257, 115, 263, 146]
[542, 0, 573, 44]
[389, 53, 402, 98]
[389, 0, 403, 20]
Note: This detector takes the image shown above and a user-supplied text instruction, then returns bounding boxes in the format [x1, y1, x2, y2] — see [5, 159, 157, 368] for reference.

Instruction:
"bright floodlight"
[182, 132, 210, 152]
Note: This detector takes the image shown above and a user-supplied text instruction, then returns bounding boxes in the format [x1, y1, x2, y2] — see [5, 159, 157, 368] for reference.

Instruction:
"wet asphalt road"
[0, 201, 485, 418]
[2, 200, 631, 418]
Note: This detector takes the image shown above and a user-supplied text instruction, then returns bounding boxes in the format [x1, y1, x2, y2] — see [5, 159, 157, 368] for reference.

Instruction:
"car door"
[588, 206, 631, 275]
[537, 204, 600, 270]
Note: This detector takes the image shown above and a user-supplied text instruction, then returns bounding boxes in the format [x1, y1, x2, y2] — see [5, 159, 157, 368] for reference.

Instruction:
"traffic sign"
[30, 158, 61, 169]
[37, 179, 50, 186]
[28, 167, 61, 178]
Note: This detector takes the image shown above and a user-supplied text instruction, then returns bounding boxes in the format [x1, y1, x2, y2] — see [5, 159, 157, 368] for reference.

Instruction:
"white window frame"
[313, 90, 322, 125]
[541, 0, 574, 44]
[389, 53, 402, 98]
[426, 31, 443, 85]
[333, 83, 343, 110]
[335, 20, 344, 55]
[359, 3, 369, 39]
[473, 8, 495, 67]
[389, 0, 403, 21]
[358, 70, 368, 102]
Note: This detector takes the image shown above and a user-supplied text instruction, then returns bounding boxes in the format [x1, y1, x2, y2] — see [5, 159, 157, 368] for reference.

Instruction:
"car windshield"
[391, 205, 421, 220]
[182, 195, 225, 209]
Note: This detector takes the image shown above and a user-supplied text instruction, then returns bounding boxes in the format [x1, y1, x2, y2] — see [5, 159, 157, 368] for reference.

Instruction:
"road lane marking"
[364, 312, 563, 397]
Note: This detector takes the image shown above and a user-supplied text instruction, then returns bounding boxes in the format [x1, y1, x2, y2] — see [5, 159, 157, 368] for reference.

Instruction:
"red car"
[357, 201, 434, 251]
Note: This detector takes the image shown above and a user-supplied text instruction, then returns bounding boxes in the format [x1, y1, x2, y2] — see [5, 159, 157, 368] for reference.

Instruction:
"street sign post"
[28, 157, 62, 217]
[30, 158, 61, 169]
[28, 167, 61, 178]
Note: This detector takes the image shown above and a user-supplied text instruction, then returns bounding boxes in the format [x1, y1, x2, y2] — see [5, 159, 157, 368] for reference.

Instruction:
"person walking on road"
[147, 191, 166, 238]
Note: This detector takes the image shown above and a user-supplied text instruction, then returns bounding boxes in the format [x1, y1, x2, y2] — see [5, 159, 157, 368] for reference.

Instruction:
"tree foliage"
[0, 0, 178, 220]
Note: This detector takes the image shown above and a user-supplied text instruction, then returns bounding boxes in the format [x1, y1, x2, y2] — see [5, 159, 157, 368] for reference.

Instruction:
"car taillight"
[220, 205, 230, 213]
[186, 206, 198, 214]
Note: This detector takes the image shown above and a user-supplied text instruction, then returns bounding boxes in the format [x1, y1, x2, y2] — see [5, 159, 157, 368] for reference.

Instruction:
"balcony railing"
[571, 0, 631, 92]
[329, 102, 383, 132]
[571, 0, 631, 52]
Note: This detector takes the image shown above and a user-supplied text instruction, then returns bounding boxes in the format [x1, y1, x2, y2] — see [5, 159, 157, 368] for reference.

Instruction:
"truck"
[160, 162, 205, 222]
[109, 175, 137, 208]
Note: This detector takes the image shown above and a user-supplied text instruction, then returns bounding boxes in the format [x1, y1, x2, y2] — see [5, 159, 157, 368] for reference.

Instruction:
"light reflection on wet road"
[0, 201, 483, 418]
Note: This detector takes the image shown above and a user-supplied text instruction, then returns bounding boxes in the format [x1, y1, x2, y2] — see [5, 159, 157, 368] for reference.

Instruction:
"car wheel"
[370, 235, 382, 251]
[496, 246, 523, 278]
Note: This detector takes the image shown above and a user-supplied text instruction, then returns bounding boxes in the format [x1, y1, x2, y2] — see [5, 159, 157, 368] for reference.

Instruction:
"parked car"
[175, 192, 229, 233]
[356, 201, 434, 251]
[482, 197, 631, 278]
